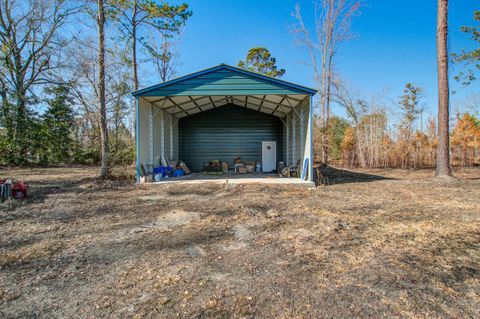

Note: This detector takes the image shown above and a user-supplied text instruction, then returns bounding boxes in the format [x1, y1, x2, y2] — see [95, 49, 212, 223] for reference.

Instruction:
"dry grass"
[0, 238, 63, 268]
[0, 166, 479, 318]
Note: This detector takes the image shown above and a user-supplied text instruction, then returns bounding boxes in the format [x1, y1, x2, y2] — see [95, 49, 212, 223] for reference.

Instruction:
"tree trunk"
[323, 52, 334, 165]
[319, 73, 328, 164]
[132, 1, 139, 91]
[436, 0, 452, 177]
[97, 0, 109, 178]
[131, 1, 138, 173]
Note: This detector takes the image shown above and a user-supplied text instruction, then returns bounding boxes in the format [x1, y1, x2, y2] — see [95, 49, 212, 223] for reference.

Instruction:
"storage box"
[238, 167, 247, 174]
[234, 163, 244, 173]
[245, 164, 254, 173]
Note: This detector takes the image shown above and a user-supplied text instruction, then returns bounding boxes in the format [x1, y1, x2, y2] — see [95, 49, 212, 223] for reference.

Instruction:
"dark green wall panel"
[179, 104, 283, 172]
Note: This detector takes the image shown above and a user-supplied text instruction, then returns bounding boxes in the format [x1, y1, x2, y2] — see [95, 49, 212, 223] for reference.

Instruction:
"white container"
[262, 141, 276, 172]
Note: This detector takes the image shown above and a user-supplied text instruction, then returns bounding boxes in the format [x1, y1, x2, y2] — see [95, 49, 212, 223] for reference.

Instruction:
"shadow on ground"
[317, 166, 395, 185]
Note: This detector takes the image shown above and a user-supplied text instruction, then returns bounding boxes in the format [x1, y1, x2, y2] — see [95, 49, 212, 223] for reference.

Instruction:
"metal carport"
[132, 64, 316, 183]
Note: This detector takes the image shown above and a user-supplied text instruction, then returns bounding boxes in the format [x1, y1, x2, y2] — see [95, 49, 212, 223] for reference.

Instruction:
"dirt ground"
[0, 166, 479, 318]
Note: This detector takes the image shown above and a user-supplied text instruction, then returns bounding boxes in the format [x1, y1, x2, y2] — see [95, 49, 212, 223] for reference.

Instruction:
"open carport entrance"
[133, 64, 316, 183]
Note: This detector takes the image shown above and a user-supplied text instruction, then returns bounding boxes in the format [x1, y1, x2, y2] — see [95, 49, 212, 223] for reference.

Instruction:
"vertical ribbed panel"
[179, 104, 283, 172]
[284, 98, 309, 174]
[173, 117, 179, 160]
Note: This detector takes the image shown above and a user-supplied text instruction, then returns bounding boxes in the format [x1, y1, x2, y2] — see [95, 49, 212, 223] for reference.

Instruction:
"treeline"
[318, 111, 480, 169]
[0, 0, 190, 168]
[295, 2, 479, 175]
[316, 83, 480, 169]
[0, 84, 134, 166]
[1, 0, 478, 174]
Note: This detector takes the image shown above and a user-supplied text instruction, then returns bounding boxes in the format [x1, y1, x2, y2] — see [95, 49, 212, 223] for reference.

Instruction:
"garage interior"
[133, 64, 316, 183]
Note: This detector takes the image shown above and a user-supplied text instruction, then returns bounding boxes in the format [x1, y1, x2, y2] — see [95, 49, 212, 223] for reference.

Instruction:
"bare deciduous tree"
[331, 78, 367, 166]
[146, 30, 181, 83]
[65, 35, 132, 157]
[0, 0, 74, 162]
[293, 0, 360, 165]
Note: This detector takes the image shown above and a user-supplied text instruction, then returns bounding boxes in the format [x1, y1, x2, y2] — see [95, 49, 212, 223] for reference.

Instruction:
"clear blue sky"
[161, 0, 479, 119]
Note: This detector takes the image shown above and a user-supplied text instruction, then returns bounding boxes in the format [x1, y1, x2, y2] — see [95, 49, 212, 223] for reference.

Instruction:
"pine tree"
[43, 86, 75, 164]
[436, 0, 452, 176]
[109, 0, 191, 91]
[238, 47, 285, 78]
[452, 10, 480, 86]
[399, 83, 422, 133]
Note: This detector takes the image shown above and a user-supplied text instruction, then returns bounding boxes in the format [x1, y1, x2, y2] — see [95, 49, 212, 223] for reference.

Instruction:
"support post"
[135, 97, 140, 181]
[308, 96, 314, 182]
[170, 114, 174, 160]
[292, 110, 296, 166]
[160, 109, 165, 164]
[301, 97, 312, 181]
[300, 106, 305, 175]
[286, 116, 290, 165]
[149, 103, 154, 171]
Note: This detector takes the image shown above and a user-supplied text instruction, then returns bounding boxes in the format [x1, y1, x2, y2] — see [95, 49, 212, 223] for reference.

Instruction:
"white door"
[262, 141, 276, 172]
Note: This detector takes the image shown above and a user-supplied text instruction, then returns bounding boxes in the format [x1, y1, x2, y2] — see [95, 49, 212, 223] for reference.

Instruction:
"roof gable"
[132, 64, 317, 97]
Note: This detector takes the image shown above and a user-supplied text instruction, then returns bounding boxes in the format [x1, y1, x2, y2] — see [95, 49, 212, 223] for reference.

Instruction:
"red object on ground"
[12, 181, 27, 199]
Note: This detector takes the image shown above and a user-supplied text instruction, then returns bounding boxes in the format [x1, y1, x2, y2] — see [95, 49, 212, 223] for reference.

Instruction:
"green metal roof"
[132, 64, 317, 97]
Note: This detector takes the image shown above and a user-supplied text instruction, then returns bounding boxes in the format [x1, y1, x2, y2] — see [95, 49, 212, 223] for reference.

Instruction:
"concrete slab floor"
[140, 172, 315, 187]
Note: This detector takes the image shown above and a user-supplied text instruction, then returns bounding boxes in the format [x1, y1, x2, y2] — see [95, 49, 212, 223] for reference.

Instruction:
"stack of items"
[233, 157, 260, 174]
[243, 161, 256, 173]
[221, 161, 229, 173]
[179, 161, 191, 175]
[139, 159, 191, 183]
[234, 157, 245, 174]
[153, 160, 191, 181]
[203, 159, 223, 175]
[153, 166, 173, 181]
[280, 164, 298, 177]
[170, 160, 190, 177]
[237, 165, 247, 174]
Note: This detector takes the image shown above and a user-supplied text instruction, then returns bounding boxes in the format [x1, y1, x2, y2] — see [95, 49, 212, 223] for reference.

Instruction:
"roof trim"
[132, 64, 317, 97]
